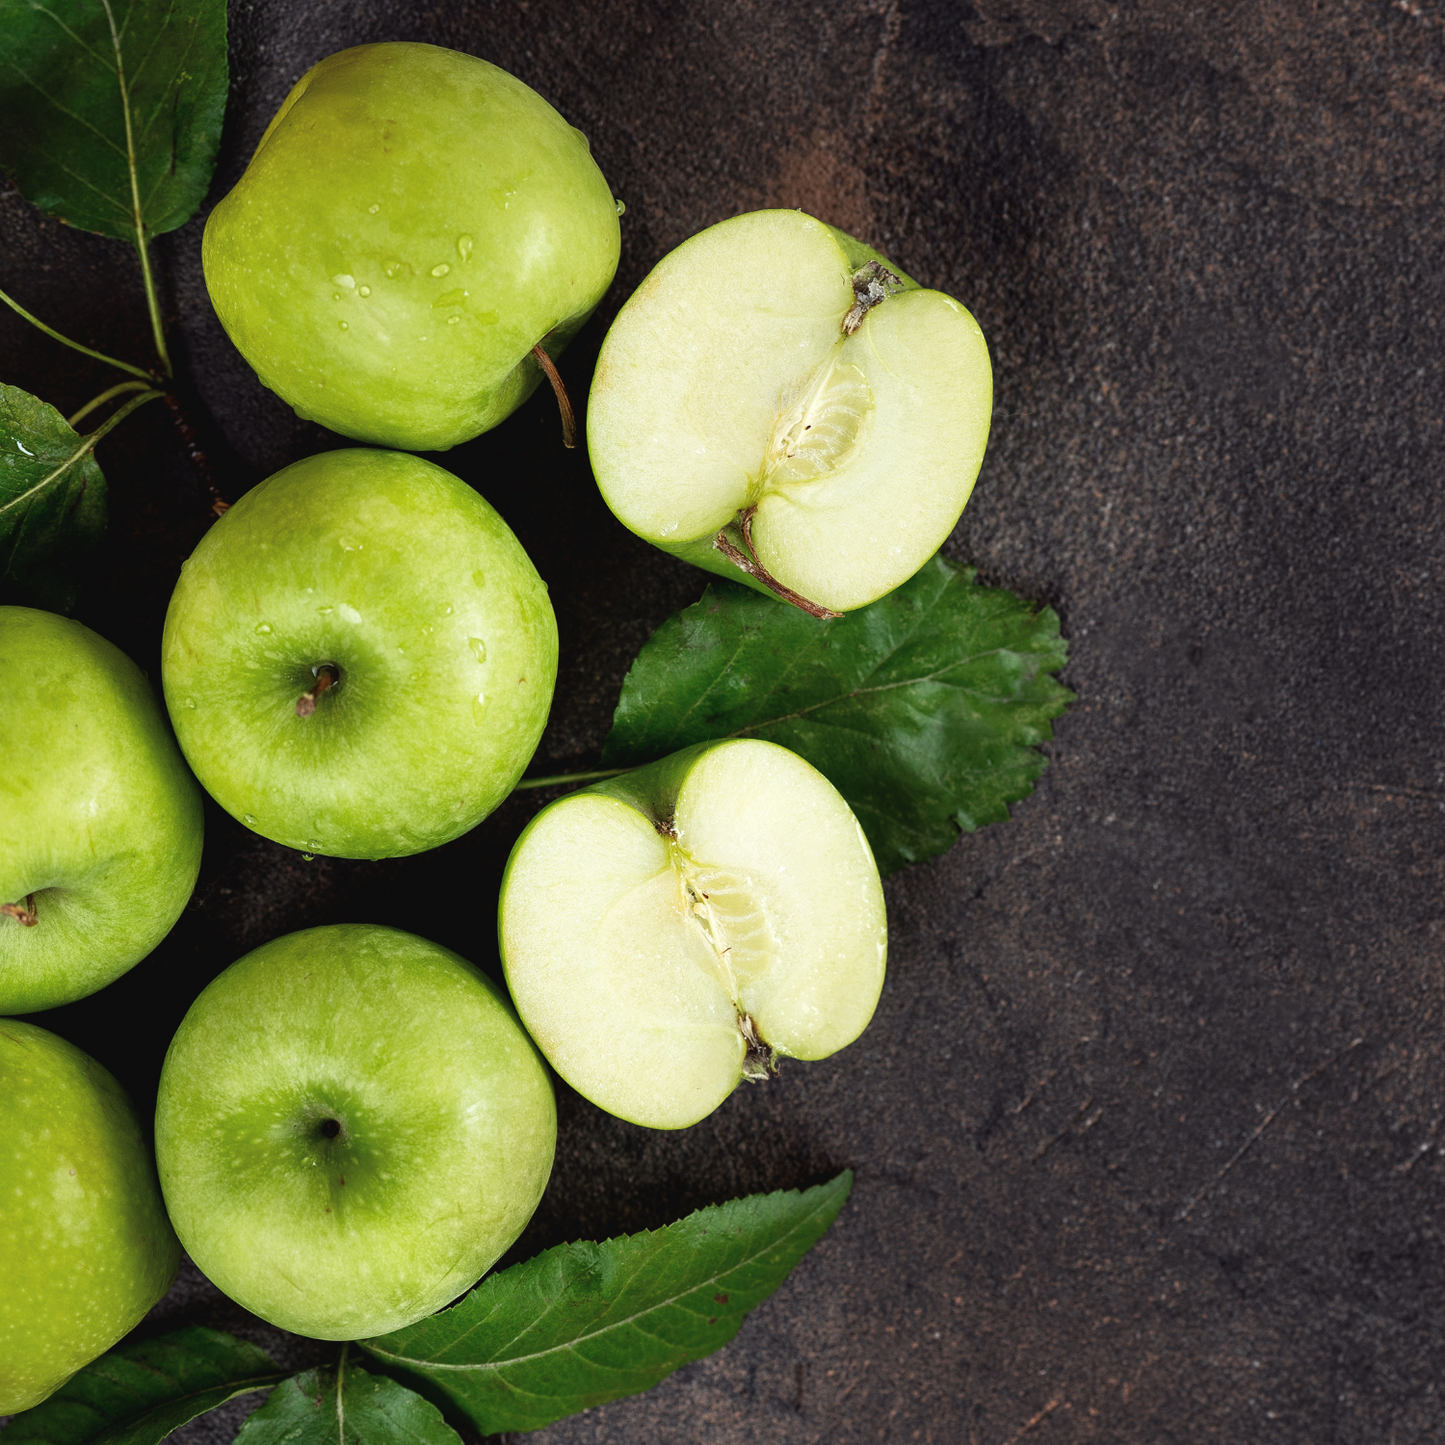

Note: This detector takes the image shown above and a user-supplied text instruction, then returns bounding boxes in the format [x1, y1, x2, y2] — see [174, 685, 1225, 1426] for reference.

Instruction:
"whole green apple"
[203, 41, 621, 451]
[154, 924, 556, 1341]
[1, 1020, 180, 1413]
[587, 209, 993, 615]
[161, 448, 557, 859]
[0, 607, 203, 1014]
[500, 739, 887, 1129]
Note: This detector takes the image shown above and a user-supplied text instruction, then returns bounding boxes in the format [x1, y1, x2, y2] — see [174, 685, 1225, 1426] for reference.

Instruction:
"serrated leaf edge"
[359, 1176, 851, 1376]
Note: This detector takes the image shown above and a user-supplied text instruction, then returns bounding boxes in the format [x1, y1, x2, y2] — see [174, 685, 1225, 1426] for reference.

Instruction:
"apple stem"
[531, 344, 577, 449]
[738, 1013, 777, 1082]
[513, 766, 630, 791]
[713, 507, 844, 621]
[1, 895, 38, 927]
[296, 664, 340, 718]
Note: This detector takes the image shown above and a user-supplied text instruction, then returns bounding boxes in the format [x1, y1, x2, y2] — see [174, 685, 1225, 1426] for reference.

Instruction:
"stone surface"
[3, 1, 1443, 1441]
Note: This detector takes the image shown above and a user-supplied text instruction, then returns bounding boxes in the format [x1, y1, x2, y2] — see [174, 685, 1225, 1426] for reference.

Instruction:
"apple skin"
[153, 925, 556, 1341]
[203, 42, 621, 451]
[1, 1020, 180, 1413]
[161, 448, 557, 860]
[0, 607, 204, 1015]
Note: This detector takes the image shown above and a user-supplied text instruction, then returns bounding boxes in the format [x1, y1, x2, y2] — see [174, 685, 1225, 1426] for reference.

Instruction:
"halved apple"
[587, 209, 992, 615]
[499, 739, 887, 1129]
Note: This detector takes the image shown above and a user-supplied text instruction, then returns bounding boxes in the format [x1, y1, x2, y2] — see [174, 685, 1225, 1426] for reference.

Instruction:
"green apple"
[161, 448, 557, 859]
[154, 924, 555, 1341]
[587, 209, 993, 615]
[499, 739, 887, 1129]
[203, 41, 621, 451]
[0, 608, 204, 1015]
[1, 1020, 180, 1412]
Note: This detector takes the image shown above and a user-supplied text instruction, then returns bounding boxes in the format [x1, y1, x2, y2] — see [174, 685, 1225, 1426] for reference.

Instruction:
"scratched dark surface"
[4, 1, 1444, 1440]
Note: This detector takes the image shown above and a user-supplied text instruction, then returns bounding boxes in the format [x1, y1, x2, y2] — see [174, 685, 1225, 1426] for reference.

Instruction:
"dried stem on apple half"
[296, 664, 340, 718]
[1, 895, 38, 927]
[713, 506, 843, 621]
[531, 344, 577, 449]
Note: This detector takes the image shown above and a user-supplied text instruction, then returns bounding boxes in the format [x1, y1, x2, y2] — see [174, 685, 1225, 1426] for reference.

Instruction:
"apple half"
[500, 740, 887, 1129]
[587, 209, 993, 615]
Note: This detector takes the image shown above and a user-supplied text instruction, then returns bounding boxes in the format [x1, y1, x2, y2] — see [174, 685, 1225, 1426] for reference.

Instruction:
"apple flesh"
[1, 1020, 180, 1412]
[0, 607, 204, 1014]
[203, 42, 621, 451]
[586, 209, 993, 615]
[154, 924, 556, 1341]
[500, 740, 887, 1129]
[161, 448, 557, 860]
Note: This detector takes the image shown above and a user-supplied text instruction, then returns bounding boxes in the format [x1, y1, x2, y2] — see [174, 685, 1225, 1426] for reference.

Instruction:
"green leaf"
[1, 1326, 287, 1445]
[0, 383, 107, 612]
[233, 1357, 461, 1445]
[0, 0, 228, 244]
[600, 555, 1074, 874]
[360, 1172, 853, 1436]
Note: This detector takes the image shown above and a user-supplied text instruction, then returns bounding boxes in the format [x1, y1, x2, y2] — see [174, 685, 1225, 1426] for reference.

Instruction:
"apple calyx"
[738, 1012, 778, 1083]
[713, 506, 843, 621]
[842, 260, 904, 335]
[1, 894, 37, 927]
[530, 344, 577, 449]
[296, 663, 341, 718]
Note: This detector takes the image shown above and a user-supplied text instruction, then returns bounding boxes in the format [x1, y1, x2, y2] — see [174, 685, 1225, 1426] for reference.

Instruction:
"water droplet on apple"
[457, 234, 473, 261]
[338, 321, 349, 331]
[339, 604, 362, 624]
[255, 622, 272, 634]
[472, 569, 486, 588]
[358, 286, 371, 297]
[431, 263, 451, 278]
[318, 605, 334, 614]
[447, 314, 460, 325]
[469, 637, 487, 662]
[339, 536, 361, 552]
[332, 274, 356, 288]
[472, 693, 488, 724]
[244, 813, 257, 825]
[308, 840, 322, 852]
[615, 198, 626, 215]
[369, 203, 380, 213]
[301, 853, 315, 861]
[179, 698, 196, 709]
[439, 603, 453, 615]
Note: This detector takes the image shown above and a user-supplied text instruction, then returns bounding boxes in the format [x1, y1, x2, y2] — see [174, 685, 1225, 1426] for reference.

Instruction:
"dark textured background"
[4, 1, 1445, 1440]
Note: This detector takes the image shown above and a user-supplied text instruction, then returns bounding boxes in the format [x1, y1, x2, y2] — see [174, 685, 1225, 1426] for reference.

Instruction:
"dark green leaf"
[1, 1326, 286, 1445]
[360, 1172, 853, 1436]
[601, 555, 1074, 873]
[0, 383, 107, 612]
[233, 1358, 461, 1445]
[0, 0, 228, 243]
